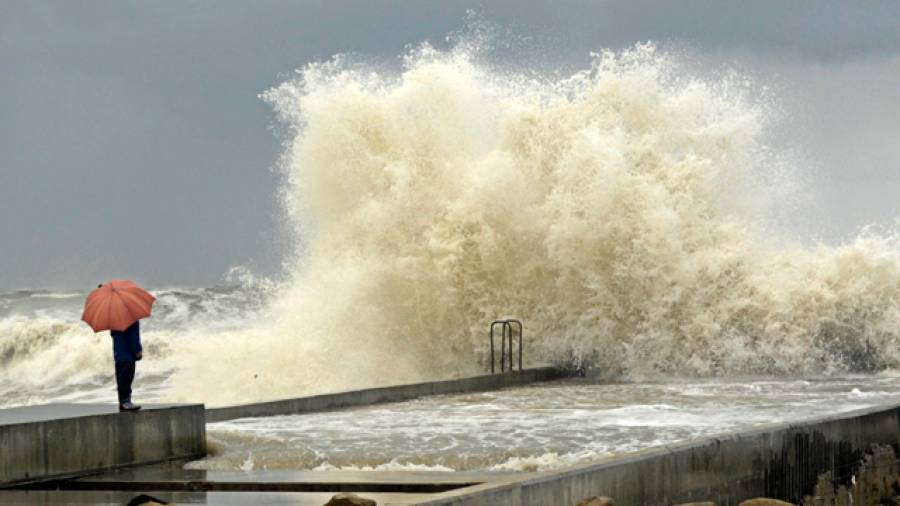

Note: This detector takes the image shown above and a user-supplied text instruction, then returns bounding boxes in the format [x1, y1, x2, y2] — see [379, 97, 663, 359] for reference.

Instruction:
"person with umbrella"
[82, 280, 156, 412]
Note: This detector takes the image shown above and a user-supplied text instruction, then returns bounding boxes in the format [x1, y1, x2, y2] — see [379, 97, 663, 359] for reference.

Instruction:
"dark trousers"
[115, 361, 136, 404]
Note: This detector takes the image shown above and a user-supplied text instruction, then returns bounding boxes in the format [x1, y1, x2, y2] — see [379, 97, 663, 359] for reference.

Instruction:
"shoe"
[119, 401, 142, 412]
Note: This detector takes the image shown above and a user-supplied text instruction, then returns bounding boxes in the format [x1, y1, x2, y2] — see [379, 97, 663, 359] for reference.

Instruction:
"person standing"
[82, 280, 155, 412]
[111, 319, 143, 411]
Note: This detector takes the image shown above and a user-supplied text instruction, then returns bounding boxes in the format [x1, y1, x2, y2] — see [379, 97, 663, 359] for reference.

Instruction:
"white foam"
[174, 39, 898, 404]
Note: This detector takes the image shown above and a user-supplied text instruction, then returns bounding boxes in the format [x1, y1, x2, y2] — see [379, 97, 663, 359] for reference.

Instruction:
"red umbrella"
[82, 279, 156, 332]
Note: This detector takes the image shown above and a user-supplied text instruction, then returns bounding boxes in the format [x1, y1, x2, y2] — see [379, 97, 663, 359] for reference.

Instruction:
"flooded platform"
[197, 376, 900, 473]
[6, 401, 899, 505]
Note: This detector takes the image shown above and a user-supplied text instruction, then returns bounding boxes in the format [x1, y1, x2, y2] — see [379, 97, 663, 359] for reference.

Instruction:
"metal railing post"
[506, 319, 522, 371]
[489, 319, 523, 373]
[501, 322, 507, 372]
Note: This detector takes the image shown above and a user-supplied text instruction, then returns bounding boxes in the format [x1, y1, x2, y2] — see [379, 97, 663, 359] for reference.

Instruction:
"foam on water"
[1, 37, 899, 407]
[188, 376, 900, 472]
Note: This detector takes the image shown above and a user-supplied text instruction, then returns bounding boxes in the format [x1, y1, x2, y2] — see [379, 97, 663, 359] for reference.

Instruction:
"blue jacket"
[111, 321, 142, 362]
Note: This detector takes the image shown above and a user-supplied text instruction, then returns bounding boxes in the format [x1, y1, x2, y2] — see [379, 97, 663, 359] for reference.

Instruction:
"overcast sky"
[1, 1, 898, 291]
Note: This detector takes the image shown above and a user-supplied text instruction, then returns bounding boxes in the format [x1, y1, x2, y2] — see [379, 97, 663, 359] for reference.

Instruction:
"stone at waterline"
[324, 493, 377, 506]
[576, 497, 616, 506]
[739, 499, 794, 506]
[126, 495, 169, 506]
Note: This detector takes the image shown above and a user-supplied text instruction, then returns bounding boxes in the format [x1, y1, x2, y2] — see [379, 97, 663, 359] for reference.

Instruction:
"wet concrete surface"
[0, 403, 184, 425]
[2, 461, 523, 505]
[1, 403, 206, 487]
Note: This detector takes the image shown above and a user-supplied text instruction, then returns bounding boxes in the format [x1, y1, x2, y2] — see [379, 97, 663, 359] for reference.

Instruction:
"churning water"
[189, 377, 900, 473]
[1, 40, 898, 410]
[0, 283, 273, 407]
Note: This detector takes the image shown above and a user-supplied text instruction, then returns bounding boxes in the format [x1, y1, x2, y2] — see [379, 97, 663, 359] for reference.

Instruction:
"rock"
[802, 445, 900, 506]
[739, 499, 794, 506]
[126, 495, 168, 506]
[576, 497, 616, 506]
[675, 502, 717, 506]
[324, 493, 377, 506]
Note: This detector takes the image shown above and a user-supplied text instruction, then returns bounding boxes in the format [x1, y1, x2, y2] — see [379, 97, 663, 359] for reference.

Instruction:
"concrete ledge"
[0, 404, 206, 487]
[410, 402, 900, 506]
[207, 367, 564, 422]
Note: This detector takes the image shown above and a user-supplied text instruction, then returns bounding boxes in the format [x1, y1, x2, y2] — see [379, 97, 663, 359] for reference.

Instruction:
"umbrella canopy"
[82, 279, 156, 333]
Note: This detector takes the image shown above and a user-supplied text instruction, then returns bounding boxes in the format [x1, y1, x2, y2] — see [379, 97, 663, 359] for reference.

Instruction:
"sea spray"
[1, 42, 898, 407]
[181, 41, 899, 403]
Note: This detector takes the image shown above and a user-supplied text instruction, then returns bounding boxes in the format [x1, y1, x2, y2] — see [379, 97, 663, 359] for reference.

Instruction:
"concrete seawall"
[412, 402, 900, 506]
[206, 367, 563, 422]
[0, 404, 206, 487]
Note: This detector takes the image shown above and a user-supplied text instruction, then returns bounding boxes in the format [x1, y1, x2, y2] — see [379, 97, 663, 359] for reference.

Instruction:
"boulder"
[739, 499, 794, 506]
[675, 502, 717, 506]
[324, 493, 377, 506]
[576, 497, 616, 506]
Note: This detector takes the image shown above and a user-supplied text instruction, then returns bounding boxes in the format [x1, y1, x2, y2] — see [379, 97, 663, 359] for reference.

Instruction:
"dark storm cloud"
[1, 1, 898, 290]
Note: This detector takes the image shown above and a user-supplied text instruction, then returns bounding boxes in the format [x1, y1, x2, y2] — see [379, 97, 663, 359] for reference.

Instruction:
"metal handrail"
[489, 319, 523, 373]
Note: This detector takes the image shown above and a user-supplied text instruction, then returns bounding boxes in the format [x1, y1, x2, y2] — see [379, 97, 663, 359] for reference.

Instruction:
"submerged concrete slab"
[65, 460, 525, 485]
[8, 461, 500, 505]
[8, 460, 539, 504]
[207, 367, 564, 422]
[22, 461, 511, 496]
[0, 489, 427, 505]
[0, 403, 206, 487]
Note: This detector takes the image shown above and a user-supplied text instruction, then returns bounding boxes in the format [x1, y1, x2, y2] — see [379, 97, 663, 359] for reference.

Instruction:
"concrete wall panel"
[413, 404, 900, 506]
[0, 404, 206, 487]
[207, 368, 563, 422]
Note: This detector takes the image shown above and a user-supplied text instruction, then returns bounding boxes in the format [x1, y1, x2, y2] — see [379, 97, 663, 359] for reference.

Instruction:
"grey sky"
[1, 1, 898, 291]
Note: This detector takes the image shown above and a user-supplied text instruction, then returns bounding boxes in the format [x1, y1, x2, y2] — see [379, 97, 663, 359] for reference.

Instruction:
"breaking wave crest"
[173, 41, 900, 403]
[190, 40, 899, 401]
[2, 39, 898, 406]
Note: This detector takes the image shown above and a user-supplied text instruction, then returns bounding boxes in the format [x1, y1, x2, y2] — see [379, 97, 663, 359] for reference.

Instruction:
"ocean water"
[189, 376, 900, 473]
[1, 40, 899, 411]
[0, 284, 272, 407]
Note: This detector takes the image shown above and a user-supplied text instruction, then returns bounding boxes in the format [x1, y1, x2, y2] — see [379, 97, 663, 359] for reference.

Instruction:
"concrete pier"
[3, 381, 897, 505]
[8, 398, 899, 505]
[207, 367, 563, 422]
[409, 402, 900, 505]
[0, 403, 206, 487]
